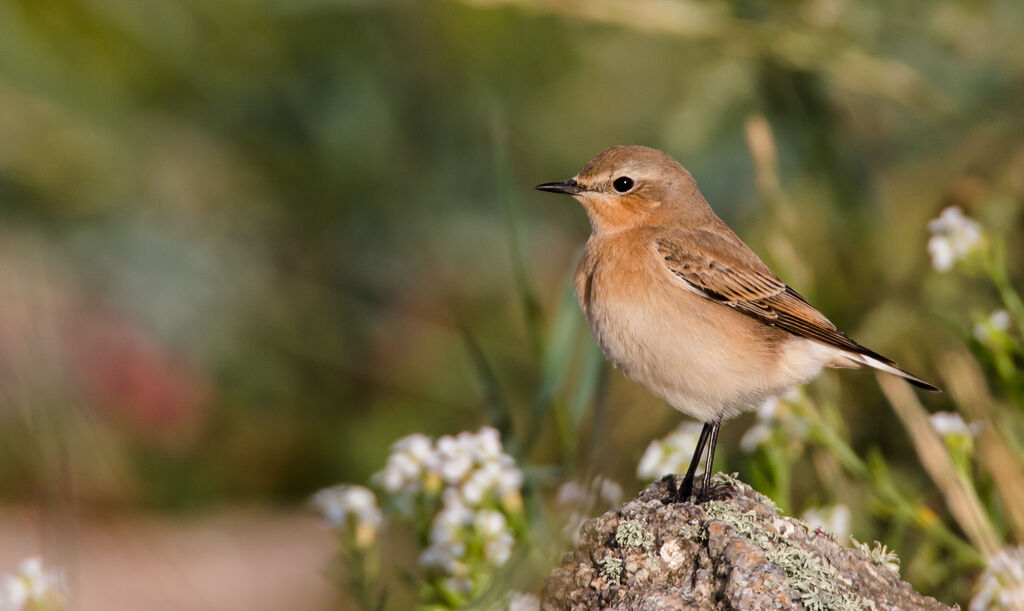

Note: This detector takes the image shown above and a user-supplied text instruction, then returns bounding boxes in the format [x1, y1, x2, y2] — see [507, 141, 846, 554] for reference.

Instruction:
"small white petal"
[927, 206, 984, 272]
[474, 509, 507, 539]
[928, 236, 955, 272]
[460, 473, 489, 506]
[991, 310, 1012, 330]
[475, 427, 503, 459]
[930, 411, 973, 437]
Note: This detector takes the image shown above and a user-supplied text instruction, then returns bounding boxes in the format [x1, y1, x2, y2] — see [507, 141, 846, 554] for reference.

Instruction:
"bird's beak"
[535, 178, 583, 195]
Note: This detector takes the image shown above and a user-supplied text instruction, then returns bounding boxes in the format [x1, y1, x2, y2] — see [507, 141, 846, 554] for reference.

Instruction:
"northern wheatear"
[537, 145, 939, 502]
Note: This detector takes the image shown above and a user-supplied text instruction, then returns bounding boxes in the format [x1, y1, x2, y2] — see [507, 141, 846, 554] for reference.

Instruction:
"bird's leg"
[677, 422, 713, 502]
[696, 420, 721, 503]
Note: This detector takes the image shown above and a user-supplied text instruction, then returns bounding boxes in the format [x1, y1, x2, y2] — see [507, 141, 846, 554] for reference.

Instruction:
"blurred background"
[0, 0, 1022, 608]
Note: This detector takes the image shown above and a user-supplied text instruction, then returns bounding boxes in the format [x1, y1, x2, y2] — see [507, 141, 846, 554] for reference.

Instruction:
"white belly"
[584, 280, 835, 422]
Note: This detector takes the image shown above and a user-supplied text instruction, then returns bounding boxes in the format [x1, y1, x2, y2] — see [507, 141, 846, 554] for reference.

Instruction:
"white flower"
[436, 434, 476, 483]
[508, 592, 540, 611]
[376, 428, 524, 585]
[434, 491, 474, 535]
[498, 464, 524, 496]
[374, 427, 523, 510]
[974, 310, 1012, 344]
[929, 411, 979, 438]
[0, 574, 29, 611]
[421, 492, 472, 574]
[637, 422, 705, 480]
[0, 557, 64, 611]
[802, 505, 852, 540]
[396, 433, 436, 464]
[421, 540, 467, 577]
[311, 484, 383, 548]
[421, 494, 516, 575]
[475, 509, 515, 566]
[441, 576, 473, 594]
[475, 427, 504, 461]
[483, 532, 514, 566]
[992, 310, 1012, 330]
[474, 509, 507, 539]
[972, 546, 1024, 611]
[311, 485, 382, 528]
[928, 206, 984, 272]
[375, 433, 437, 494]
[459, 472, 488, 506]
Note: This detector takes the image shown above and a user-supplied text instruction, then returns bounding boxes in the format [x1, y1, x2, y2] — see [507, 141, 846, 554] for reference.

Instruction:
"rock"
[540, 474, 953, 611]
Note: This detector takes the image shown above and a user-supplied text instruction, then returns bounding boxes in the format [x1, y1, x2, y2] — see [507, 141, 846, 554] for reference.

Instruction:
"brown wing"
[655, 230, 896, 364]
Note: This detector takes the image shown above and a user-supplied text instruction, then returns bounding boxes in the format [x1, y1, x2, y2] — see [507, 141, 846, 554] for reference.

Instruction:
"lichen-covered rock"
[540, 474, 953, 611]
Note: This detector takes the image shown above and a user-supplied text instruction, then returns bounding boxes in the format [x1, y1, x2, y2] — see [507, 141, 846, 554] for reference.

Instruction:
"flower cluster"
[927, 206, 984, 272]
[0, 557, 64, 611]
[636, 421, 705, 481]
[971, 546, 1024, 611]
[375, 427, 523, 595]
[419, 493, 516, 593]
[311, 484, 383, 549]
[376, 428, 523, 508]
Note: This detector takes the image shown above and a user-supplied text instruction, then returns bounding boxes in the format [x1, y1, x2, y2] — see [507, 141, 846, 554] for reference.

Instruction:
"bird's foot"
[662, 473, 698, 504]
[695, 486, 710, 504]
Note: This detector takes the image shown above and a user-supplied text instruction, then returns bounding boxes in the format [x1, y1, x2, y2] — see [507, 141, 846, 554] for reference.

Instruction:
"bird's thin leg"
[697, 420, 721, 503]
[678, 422, 713, 501]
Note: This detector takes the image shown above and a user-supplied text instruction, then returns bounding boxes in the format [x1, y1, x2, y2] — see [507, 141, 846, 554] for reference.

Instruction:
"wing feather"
[655, 232, 896, 364]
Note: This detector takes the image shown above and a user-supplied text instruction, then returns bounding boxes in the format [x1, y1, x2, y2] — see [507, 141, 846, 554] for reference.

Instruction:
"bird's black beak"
[535, 178, 583, 195]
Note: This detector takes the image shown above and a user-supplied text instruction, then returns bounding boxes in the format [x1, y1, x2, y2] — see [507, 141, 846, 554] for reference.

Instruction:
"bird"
[536, 145, 939, 503]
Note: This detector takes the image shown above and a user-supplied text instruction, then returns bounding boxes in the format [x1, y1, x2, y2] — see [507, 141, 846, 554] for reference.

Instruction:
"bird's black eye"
[613, 176, 634, 193]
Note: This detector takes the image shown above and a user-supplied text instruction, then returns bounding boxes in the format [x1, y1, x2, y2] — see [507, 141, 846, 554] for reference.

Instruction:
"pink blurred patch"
[67, 310, 208, 440]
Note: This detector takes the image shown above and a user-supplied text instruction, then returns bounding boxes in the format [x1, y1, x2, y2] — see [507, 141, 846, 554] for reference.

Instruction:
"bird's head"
[536, 145, 709, 234]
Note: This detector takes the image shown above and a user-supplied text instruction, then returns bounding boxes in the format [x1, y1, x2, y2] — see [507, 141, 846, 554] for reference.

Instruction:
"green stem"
[766, 440, 792, 512]
[867, 454, 983, 565]
[986, 238, 1024, 337]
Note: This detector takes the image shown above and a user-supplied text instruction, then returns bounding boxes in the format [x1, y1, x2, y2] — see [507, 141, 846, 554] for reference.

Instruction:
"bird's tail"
[839, 351, 941, 392]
